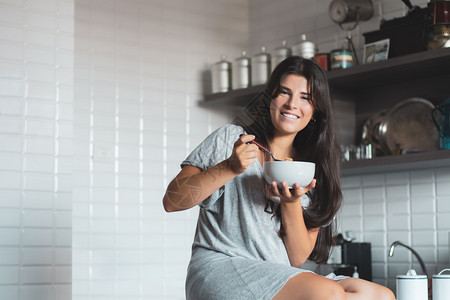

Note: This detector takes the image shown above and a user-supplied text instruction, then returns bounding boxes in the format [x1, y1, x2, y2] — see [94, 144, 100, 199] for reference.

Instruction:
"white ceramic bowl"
[263, 161, 315, 188]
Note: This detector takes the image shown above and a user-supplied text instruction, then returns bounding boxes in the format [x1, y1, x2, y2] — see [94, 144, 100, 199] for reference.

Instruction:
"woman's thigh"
[337, 277, 395, 300]
[273, 272, 346, 300]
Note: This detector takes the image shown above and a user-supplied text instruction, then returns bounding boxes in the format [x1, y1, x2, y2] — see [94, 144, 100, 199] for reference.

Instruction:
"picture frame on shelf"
[363, 38, 390, 64]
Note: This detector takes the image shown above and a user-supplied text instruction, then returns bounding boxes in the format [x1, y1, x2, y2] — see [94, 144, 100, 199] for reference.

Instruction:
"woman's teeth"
[281, 112, 298, 119]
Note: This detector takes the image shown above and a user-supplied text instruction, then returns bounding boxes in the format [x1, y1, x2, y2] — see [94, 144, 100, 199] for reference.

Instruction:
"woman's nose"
[284, 95, 299, 109]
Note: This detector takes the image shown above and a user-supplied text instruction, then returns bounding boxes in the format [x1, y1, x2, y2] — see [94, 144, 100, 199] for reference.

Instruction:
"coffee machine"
[322, 234, 373, 281]
[315, 231, 374, 281]
[340, 242, 373, 281]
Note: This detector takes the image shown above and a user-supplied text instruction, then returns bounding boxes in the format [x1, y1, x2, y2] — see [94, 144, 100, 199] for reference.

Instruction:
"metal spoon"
[240, 134, 280, 161]
[250, 141, 281, 161]
[248, 140, 280, 161]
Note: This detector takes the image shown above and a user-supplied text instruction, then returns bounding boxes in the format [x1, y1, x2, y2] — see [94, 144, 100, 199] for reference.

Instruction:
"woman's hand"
[226, 134, 258, 175]
[269, 179, 317, 204]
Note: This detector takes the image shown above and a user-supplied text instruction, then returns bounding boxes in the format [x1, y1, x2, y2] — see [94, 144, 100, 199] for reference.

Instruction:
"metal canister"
[292, 34, 317, 59]
[429, 0, 450, 25]
[232, 51, 251, 90]
[211, 55, 232, 93]
[271, 41, 292, 72]
[251, 46, 271, 86]
[313, 53, 331, 70]
[330, 49, 354, 69]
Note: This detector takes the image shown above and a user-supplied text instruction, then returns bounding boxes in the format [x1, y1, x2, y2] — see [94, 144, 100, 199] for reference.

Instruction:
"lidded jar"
[330, 48, 354, 69]
[211, 55, 232, 93]
[433, 269, 450, 300]
[251, 46, 271, 86]
[292, 34, 318, 59]
[396, 269, 428, 300]
[232, 51, 251, 90]
[271, 41, 292, 72]
[428, 0, 450, 25]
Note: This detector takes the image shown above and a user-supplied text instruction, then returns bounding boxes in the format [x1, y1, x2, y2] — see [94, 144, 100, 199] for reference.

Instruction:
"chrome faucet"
[388, 241, 428, 277]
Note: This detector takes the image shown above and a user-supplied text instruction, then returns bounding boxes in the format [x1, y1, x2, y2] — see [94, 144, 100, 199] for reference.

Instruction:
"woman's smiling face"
[270, 74, 315, 138]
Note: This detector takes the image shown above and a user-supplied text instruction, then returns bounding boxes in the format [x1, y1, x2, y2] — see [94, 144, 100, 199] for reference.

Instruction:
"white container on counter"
[433, 269, 450, 300]
[211, 55, 232, 93]
[232, 51, 251, 90]
[271, 40, 292, 72]
[251, 46, 271, 86]
[396, 269, 428, 300]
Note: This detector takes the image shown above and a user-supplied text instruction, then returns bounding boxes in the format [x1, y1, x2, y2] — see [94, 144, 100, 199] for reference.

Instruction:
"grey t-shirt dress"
[182, 124, 313, 299]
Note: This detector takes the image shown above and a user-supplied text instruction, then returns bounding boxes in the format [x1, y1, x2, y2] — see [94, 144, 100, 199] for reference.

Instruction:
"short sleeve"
[181, 124, 245, 210]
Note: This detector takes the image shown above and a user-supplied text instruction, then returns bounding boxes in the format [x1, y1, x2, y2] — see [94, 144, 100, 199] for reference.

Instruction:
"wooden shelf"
[203, 47, 450, 106]
[327, 47, 450, 91]
[341, 149, 450, 176]
[202, 48, 450, 175]
[202, 84, 264, 107]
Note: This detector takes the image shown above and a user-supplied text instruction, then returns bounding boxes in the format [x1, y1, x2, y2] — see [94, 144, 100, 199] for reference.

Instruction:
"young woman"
[163, 56, 394, 300]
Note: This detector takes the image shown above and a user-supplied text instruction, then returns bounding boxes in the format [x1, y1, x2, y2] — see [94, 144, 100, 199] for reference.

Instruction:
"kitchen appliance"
[329, 0, 374, 64]
[233, 51, 251, 90]
[271, 41, 291, 72]
[396, 269, 428, 300]
[428, 0, 450, 49]
[432, 98, 450, 150]
[324, 234, 372, 280]
[291, 34, 317, 59]
[433, 269, 450, 300]
[363, 1, 429, 58]
[340, 242, 372, 281]
[328, 0, 374, 25]
[211, 56, 232, 93]
[251, 46, 271, 86]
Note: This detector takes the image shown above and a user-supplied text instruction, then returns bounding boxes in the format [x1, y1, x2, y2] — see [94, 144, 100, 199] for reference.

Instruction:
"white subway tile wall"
[72, 0, 246, 299]
[1, 0, 449, 299]
[0, 0, 74, 299]
[340, 167, 450, 290]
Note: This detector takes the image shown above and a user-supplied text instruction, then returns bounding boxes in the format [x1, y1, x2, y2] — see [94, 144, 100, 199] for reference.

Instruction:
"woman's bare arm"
[163, 163, 234, 212]
[270, 180, 318, 267]
[163, 134, 258, 212]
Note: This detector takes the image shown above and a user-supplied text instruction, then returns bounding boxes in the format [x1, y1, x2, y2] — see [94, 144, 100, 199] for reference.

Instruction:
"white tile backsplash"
[0, 0, 73, 299]
[71, 0, 247, 298]
[340, 168, 450, 289]
[0, 0, 448, 299]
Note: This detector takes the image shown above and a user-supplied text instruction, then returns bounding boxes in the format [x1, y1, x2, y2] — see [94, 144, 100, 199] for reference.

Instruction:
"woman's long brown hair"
[234, 56, 342, 264]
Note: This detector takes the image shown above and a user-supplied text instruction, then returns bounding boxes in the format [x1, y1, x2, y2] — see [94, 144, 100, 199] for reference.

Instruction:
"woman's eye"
[280, 90, 289, 96]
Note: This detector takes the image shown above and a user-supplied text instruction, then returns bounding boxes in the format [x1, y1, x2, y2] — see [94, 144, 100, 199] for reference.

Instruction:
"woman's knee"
[378, 285, 395, 300]
[337, 277, 395, 300]
[303, 276, 346, 300]
[319, 279, 346, 300]
[273, 273, 346, 300]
